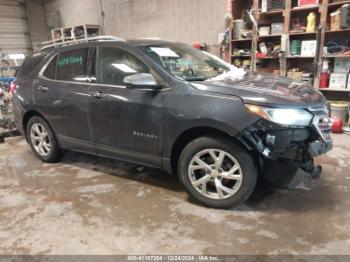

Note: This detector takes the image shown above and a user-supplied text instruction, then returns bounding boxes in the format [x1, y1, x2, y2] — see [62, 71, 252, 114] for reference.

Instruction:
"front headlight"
[245, 104, 313, 126]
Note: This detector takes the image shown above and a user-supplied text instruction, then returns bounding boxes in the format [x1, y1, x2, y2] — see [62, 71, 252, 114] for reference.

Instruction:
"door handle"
[92, 91, 106, 99]
[37, 85, 49, 92]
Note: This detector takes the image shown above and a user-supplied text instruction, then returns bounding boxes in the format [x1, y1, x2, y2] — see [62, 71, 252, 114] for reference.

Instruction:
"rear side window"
[56, 48, 88, 82]
[96, 46, 150, 86]
[17, 53, 47, 78]
[43, 56, 57, 79]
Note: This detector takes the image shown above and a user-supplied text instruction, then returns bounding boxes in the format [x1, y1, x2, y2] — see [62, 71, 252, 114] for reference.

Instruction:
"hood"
[192, 71, 326, 108]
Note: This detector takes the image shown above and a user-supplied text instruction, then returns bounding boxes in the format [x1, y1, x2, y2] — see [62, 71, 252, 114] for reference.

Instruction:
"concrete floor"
[0, 135, 349, 255]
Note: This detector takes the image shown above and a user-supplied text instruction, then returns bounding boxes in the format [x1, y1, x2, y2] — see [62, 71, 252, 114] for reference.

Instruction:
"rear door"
[87, 45, 165, 166]
[35, 47, 94, 153]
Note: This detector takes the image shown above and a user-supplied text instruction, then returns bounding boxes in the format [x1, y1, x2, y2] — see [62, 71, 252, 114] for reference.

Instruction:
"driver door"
[88, 45, 164, 166]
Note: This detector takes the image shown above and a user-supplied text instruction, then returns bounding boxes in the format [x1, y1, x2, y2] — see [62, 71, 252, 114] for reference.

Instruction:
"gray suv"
[13, 37, 332, 208]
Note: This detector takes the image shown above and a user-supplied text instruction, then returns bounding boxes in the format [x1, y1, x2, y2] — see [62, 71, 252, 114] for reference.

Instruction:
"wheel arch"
[169, 126, 252, 175]
[22, 110, 52, 141]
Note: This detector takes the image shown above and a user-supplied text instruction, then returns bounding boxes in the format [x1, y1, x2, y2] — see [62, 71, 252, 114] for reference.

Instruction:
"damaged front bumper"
[241, 114, 333, 188]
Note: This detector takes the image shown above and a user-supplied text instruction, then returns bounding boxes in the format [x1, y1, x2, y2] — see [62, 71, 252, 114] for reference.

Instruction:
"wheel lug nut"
[218, 176, 222, 180]
[218, 169, 222, 173]
[210, 177, 215, 181]
[211, 166, 215, 170]
[207, 171, 211, 174]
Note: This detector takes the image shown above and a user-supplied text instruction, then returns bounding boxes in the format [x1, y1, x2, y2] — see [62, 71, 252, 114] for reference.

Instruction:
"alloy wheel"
[188, 149, 243, 200]
[30, 123, 51, 157]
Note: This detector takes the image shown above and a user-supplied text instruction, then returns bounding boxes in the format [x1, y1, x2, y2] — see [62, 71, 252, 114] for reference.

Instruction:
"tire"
[26, 116, 61, 163]
[178, 136, 257, 209]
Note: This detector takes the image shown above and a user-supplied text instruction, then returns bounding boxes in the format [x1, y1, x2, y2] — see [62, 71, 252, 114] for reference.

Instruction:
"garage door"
[0, 0, 32, 55]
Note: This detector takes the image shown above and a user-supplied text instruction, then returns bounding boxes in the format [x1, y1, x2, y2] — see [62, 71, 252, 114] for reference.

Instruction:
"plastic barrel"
[330, 102, 349, 124]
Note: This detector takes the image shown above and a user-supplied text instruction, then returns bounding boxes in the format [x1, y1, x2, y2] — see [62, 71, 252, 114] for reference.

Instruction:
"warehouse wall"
[25, 0, 48, 52]
[0, 0, 32, 55]
[43, 0, 101, 30]
[104, 0, 227, 52]
[43, 0, 227, 53]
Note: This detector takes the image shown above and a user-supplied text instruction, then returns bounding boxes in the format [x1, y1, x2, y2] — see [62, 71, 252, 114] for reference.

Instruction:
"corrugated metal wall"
[110, 0, 226, 52]
[42, 0, 226, 54]
[0, 0, 32, 54]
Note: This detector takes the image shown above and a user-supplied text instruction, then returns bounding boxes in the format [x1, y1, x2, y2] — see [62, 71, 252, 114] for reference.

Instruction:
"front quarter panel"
[163, 81, 260, 158]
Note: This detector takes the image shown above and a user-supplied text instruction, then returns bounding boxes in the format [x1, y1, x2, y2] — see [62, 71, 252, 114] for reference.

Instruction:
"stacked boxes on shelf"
[329, 58, 350, 89]
[230, 0, 350, 93]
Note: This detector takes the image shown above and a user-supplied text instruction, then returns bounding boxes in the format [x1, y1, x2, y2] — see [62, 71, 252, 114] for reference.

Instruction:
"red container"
[331, 117, 343, 133]
[320, 72, 330, 88]
[299, 0, 319, 6]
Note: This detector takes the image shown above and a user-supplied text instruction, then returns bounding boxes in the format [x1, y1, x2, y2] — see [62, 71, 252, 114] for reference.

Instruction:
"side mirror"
[123, 73, 162, 90]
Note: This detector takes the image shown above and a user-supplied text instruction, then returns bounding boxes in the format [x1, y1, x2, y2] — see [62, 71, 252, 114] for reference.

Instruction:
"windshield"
[139, 43, 231, 81]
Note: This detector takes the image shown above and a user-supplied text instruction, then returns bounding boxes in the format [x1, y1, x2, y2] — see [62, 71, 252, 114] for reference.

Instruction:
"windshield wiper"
[185, 77, 209, 82]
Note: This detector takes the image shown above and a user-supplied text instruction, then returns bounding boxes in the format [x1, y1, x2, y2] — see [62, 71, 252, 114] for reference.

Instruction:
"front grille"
[312, 115, 332, 142]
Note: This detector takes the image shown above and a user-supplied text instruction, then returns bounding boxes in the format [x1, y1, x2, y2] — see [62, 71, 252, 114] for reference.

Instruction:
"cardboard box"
[334, 58, 350, 73]
[287, 69, 303, 81]
[260, 26, 270, 36]
[273, 70, 280, 77]
[330, 73, 348, 89]
[301, 40, 317, 57]
[271, 23, 283, 35]
[330, 10, 341, 31]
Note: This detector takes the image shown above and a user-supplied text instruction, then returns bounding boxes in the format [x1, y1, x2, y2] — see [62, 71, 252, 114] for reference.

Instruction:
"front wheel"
[178, 136, 257, 209]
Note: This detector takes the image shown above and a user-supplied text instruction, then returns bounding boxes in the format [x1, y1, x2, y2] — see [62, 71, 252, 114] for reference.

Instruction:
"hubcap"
[30, 123, 51, 157]
[188, 149, 243, 200]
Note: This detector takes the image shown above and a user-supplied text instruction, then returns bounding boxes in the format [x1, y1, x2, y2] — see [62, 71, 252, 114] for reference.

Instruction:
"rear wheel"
[27, 116, 61, 163]
[178, 136, 257, 209]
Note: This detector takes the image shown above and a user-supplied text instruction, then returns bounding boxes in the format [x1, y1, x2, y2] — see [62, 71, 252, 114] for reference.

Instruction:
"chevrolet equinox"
[14, 37, 333, 208]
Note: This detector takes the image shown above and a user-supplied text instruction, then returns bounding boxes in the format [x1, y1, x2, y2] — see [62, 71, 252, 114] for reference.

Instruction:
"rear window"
[56, 48, 88, 82]
[17, 53, 47, 78]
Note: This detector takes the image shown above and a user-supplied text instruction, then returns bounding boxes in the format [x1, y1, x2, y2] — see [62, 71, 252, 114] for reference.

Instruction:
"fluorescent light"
[111, 64, 137, 73]
[9, 54, 25, 60]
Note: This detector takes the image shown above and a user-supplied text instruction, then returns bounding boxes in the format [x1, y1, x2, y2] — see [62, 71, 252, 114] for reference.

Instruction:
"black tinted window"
[96, 46, 149, 86]
[17, 53, 46, 78]
[56, 48, 88, 82]
[43, 56, 57, 79]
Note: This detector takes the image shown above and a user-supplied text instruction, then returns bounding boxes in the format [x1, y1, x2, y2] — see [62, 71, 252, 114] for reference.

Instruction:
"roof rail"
[40, 36, 125, 51]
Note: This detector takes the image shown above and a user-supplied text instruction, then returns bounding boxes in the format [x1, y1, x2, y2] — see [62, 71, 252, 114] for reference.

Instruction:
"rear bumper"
[12, 97, 25, 136]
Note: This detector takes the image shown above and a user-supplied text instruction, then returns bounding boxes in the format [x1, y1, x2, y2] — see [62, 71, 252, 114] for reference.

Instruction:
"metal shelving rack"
[41, 24, 101, 46]
[230, 0, 350, 98]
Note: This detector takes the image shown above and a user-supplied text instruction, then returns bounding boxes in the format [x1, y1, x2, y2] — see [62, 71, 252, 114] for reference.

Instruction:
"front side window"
[139, 43, 231, 81]
[56, 48, 88, 82]
[96, 46, 150, 86]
